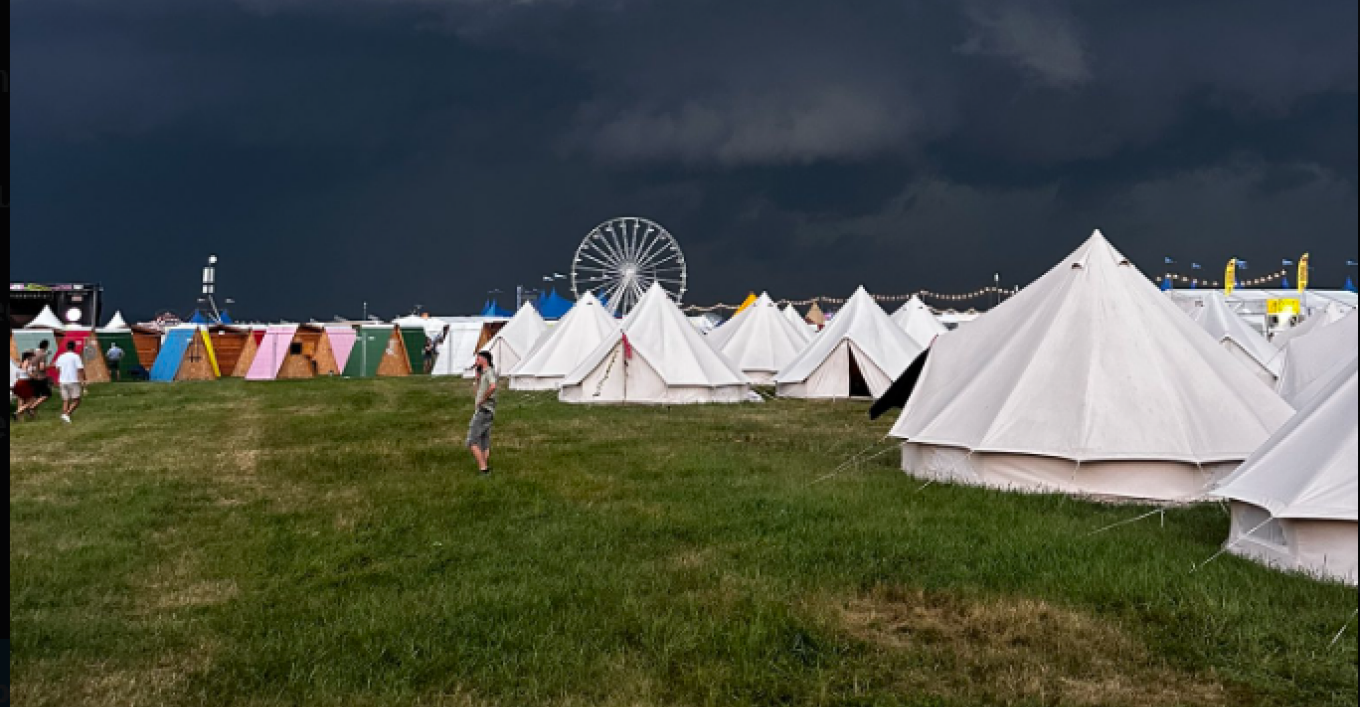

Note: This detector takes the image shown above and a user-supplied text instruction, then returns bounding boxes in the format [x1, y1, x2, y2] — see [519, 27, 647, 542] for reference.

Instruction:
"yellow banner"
[1267, 298, 1300, 316]
[1224, 259, 1236, 296]
[1298, 253, 1309, 293]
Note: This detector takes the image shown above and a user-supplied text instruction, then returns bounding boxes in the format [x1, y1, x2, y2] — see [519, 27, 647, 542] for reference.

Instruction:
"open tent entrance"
[847, 345, 872, 399]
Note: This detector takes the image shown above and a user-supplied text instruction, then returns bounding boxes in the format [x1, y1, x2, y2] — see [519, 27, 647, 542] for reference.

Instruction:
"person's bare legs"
[469, 445, 488, 472]
[64, 396, 82, 418]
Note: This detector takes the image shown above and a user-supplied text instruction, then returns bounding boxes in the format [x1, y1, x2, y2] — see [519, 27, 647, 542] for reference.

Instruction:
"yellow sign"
[1224, 259, 1236, 296]
[1298, 253, 1309, 293]
[1267, 298, 1300, 316]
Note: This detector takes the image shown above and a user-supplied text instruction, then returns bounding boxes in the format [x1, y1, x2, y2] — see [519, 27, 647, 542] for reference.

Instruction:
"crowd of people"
[11, 339, 88, 424]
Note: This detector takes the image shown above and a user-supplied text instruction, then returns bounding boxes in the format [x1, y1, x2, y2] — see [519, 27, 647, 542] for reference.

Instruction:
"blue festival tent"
[1160, 276, 1172, 291]
[218, 311, 235, 325]
[536, 289, 574, 320]
[480, 299, 513, 318]
[1346, 277, 1357, 293]
[188, 310, 209, 325]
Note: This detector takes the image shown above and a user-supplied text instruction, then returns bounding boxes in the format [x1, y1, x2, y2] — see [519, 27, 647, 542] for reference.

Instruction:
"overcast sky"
[10, 0, 1358, 320]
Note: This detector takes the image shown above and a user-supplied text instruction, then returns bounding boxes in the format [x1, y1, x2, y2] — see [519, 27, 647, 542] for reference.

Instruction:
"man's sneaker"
[60, 414, 72, 424]
[479, 467, 492, 476]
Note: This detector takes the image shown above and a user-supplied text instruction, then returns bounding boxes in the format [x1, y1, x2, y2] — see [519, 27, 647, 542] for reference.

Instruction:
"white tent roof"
[1187, 291, 1280, 372]
[890, 230, 1294, 463]
[100, 310, 131, 332]
[483, 303, 547, 360]
[510, 292, 618, 380]
[1275, 309, 1358, 405]
[393, 315, 449, 338]
[1272, 303, 1349, 349]
[24, 305, 67, 331]
[775, 286, 922, 389]
[1213, 359, 1357, 521]
[890, 295, 948, 349]
[781, 304, 812, 332]
[706, 293, 810, 377]
[562, 284, 748, 389]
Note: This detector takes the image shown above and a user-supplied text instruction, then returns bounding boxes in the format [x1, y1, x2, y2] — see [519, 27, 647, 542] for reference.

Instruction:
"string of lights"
[680, 269, 1292, 314]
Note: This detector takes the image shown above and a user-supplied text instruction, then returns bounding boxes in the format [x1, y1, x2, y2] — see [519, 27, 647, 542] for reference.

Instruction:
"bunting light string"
[681, 269, 1290, 314]
[681, 285, 1017, 313]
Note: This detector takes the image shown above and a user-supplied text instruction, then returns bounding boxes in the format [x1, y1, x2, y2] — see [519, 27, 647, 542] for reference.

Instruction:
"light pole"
[202, 255, 220, 321]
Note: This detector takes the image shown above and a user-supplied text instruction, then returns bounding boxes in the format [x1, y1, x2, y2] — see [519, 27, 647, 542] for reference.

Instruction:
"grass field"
[9, 378, 1358, 706]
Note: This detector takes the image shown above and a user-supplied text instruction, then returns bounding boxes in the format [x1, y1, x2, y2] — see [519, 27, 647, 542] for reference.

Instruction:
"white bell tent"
[775, 287, 922, 399]
[706, 293, 811, 384]
[890, 230, 1295, 502]
[559, 284, 750, 404]
[1274, 309, 1358, 406]
[479, 303, 548, 375]
[1271, 302, 1348, 349]
[1186, 291, 1280, 385]
[890, 295, 948, 349]
[781, 304, 816, 337]
[1211, 358, 1357, 585]
[509, 292, 618, 390]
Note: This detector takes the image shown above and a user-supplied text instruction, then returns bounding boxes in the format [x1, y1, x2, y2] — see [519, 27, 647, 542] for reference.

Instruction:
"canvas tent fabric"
[1211, 359, 1358, 584]
[890, 230, 1295, 503]
[781, 304, 813, 335]
[775, 287, 923, 399]
[1272, 303, 1349, 349]
[399, 327, 427, 374]
[510, 292, 619, 390]
[430, 322, 487, 377]
[59, 330, 111, 384]
[480, 303, 548, 376]
[805, 302, 826, 327]
[1186, 292, 1281, 385]
[707, 293, 811, 385]
[24, 305, 67, 332]
[890, 295, 948, 349]
[559, 284, 750, 404]
[1274, 310, 1358, 406]
[102, 311, 131, 331]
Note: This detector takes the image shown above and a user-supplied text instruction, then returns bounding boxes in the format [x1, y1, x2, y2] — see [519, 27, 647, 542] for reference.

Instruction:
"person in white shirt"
[53, 341, 88, 424]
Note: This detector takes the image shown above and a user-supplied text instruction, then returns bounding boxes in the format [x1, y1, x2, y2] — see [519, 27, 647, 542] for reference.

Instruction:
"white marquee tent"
[1186, 291, 1281, 385]
[1274, 309, 1358, 406]
[509, 292, 618, 390]
[24, 305, 67, 332]
[1212, 358, 1357, 584]
[479, 303, 548, 375]
[775, 287, 923, 399]
[100, 311, 131, 332]
[559, 284, 750, 404]
[890, 295, 948, 349]
[431, 321, 491, 377]
[707, 293, 811, 384]
[890, 230, 1295, 502]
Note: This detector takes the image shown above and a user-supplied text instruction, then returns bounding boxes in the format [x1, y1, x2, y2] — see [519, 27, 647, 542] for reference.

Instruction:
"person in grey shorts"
[467, 351, 497, 475]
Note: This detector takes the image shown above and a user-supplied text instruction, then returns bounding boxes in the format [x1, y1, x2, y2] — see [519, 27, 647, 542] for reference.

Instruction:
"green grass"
[9, 378, 1357, 707]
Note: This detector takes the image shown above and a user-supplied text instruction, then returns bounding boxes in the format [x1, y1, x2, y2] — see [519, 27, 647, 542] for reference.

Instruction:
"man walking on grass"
[106, 341, 125, 382]
[53, 341, 87, 424]
[467, 350, 497, 475]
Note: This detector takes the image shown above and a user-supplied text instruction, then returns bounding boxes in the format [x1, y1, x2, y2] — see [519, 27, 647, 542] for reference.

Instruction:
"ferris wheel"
[571, 216, 687, 315]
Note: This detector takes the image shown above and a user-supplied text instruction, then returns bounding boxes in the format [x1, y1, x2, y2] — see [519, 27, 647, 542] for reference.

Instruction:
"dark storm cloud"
[10, 0, 1358, 320]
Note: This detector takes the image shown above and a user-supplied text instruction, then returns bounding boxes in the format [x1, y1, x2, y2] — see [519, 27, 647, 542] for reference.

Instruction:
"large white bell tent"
[1274, 309, 1358, 406]
[1211, 358, 1357, 585]
[888, 230, 1295, 503]
[774, 287, 922, 399]
[1187, 291, 1281, 386]
[706, 293, 812, 385]
[781, 304, 816, 337]
[559, 284, 751, 405]
[479, 303, 548, 375]
[509, 292, 618, 391]
[889, 295, 948, 349]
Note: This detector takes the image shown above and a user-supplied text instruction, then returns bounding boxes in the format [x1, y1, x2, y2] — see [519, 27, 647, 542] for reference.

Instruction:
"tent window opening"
[847, 347, 872, 399]
[1238, 504, 1288, 547]
[290, 342, 303, 356]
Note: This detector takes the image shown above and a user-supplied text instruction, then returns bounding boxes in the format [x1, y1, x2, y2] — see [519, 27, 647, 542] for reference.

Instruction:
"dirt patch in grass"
[837, 586, 1230, 706]
[12, 648, 216, 707]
